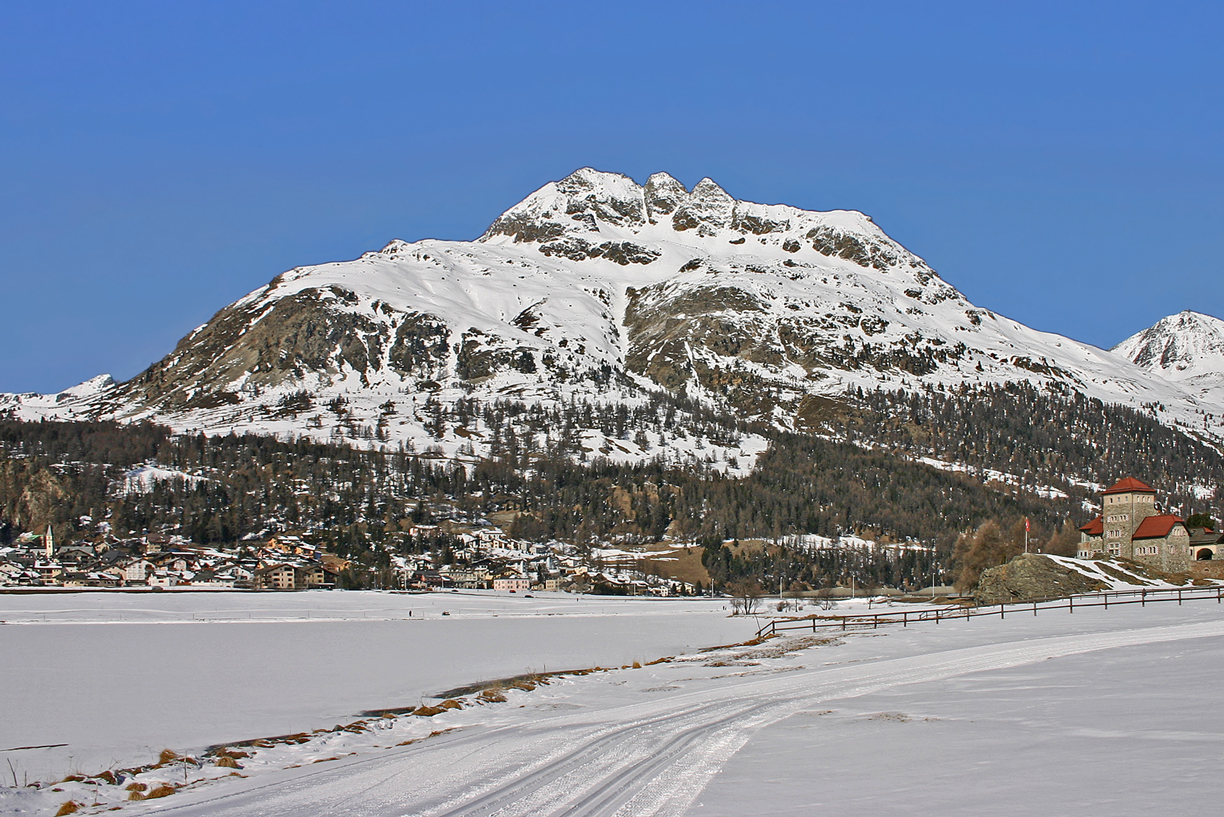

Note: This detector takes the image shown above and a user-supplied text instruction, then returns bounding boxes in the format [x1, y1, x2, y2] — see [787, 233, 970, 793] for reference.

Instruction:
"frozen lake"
[0, 590, 755, 782]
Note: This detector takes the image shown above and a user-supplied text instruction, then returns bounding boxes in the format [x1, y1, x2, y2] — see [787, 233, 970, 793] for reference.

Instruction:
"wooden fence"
[754, 585, 1224, 639]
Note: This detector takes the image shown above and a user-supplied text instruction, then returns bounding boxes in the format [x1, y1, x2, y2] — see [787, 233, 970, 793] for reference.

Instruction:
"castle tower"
[1100, 477, 1157, 558]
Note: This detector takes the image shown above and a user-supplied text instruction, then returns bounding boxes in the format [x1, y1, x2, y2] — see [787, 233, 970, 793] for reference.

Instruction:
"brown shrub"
[54, 802, 80, 816]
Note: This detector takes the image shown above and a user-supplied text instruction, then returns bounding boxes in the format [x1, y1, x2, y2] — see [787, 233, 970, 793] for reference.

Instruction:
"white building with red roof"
[1078, 477, 1190, 572]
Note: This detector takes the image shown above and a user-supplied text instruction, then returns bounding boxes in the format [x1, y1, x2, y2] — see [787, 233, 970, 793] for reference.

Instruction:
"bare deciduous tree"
[728, 579, 765, 616]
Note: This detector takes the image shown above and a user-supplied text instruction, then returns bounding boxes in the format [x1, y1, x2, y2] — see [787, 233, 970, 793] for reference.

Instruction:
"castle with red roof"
[1077, 478, 1191, 572]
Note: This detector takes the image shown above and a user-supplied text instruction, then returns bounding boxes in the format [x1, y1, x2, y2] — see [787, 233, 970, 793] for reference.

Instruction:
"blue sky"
[1, 1, 1221, 393]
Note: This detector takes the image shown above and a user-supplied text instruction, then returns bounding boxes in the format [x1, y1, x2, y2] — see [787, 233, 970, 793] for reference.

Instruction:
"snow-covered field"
[3, 591, 1224, 815]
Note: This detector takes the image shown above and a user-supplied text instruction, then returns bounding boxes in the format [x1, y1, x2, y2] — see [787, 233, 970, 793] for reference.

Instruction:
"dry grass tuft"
[215, 747, 250, 760]
[60, 775, 85, 783]
[54, 801, 81, 816]
[214, 756, 241, 769]
[507, 678, 540, 691]
[145, 784, 176, 799]
[156, 749, 179, 766]
[95, 770, 118, 785]
[478, 688, 507, 703]
[312, 757, 339, 764]
[631, 661, 642, 669]
[439, 699, 463, 710]
[413, 705, 445, 717]
[125, 782, 147, 793]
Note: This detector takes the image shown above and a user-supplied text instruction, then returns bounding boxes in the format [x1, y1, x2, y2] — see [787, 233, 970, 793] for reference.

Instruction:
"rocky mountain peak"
[1113, 310, 1224, 382]
[483, 169, 776, 244]
[643, 172, 687, 220]
[479, 168, 915, 277]
[670, 178, 734, 234]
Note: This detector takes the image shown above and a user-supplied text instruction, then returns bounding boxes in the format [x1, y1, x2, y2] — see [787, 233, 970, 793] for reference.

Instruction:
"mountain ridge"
[2, 168, 1220, 468]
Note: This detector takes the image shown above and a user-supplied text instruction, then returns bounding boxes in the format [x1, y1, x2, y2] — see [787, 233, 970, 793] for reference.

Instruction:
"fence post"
[841, 617, 846, 631]
[1104, 594, 1108, 609]
[1142, 589, 1145, 607]
[1033, 601, 1037, 616]
[1069, 596, 1073, 614]
[903, 611, 907, 627]
[1179, 589, 1183, 606]
[1000, 604, 1005, 620]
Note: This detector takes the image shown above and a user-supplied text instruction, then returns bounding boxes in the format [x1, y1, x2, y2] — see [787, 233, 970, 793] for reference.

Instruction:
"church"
[1077, 477, 1192, 573]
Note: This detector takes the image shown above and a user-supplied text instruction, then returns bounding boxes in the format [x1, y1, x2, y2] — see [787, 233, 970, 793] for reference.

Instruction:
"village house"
[123, 558, 155, 584]
[493, 576, 531, 593]
[1078, 477, 1192, 573]
[254, 563, 298, 590]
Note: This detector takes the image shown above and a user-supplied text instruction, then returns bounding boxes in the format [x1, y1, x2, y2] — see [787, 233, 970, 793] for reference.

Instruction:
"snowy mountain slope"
[2, 168, 1220, 458]
[1114, 310, 1224, 413]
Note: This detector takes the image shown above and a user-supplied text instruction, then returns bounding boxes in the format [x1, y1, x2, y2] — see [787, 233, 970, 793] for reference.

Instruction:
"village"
[0, 523, 700, 596]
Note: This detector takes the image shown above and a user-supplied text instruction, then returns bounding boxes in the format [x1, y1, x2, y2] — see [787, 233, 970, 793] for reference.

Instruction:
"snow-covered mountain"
[3, 168, 1221, 459]
[1113, 311, 1224, 413]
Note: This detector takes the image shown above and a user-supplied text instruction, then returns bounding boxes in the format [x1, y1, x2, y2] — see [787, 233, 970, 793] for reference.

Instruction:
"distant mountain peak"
[1114, 311, 1224, 377]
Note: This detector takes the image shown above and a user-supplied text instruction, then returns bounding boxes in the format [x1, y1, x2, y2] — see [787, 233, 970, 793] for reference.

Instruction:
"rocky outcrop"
[973, 553, 1108, 604]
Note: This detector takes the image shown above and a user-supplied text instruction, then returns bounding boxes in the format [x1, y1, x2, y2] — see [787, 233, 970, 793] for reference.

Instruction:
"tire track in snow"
[155, 618, 1224, 817]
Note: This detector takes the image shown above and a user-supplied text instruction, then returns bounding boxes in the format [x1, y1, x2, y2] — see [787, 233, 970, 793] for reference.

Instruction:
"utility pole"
[930, 544, 936, 599]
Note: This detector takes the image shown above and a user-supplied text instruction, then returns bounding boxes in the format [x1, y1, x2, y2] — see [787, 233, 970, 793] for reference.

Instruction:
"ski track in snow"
[150, 618, 1224, 817]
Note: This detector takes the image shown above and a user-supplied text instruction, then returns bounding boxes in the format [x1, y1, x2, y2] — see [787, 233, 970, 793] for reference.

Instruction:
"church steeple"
[44, 525, 54, 559]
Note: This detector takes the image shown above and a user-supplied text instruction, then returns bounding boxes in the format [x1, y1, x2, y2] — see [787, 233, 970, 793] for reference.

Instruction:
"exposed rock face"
[973, 553, 1108, 604]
